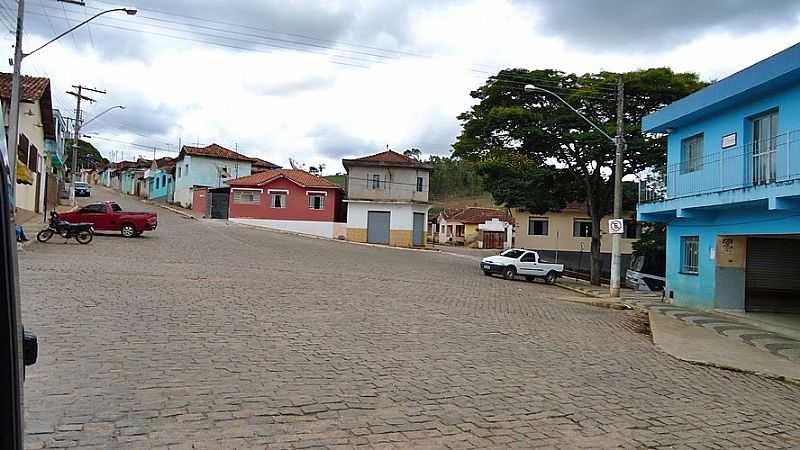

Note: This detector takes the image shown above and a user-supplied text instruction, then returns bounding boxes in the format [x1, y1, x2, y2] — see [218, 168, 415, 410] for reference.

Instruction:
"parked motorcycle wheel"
[75, 231, 93, 245]
[36, 229, 54, 243]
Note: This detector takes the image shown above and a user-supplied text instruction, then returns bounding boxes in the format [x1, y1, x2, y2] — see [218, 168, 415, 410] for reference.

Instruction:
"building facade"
[639, 43, 800, 313]
[227, 169, 345, 238]
[1, 74, 55, 213]
[172, 144, 254, 208]
[513, 204, 639, 276]
[433, 207, 513, 249]
[342, 150, 431, 248]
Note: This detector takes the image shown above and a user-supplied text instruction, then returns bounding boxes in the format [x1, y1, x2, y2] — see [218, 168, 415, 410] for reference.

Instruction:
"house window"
[416, 177, 424, 192]
[155, 178, 160, 189]
[270, 192, 287, 208]
[455, 225, 465, 237]
[371, 174, 382, 189]
[680, 133, 704, 174]
[234, 190, 261, 205]
[177, 167, 181, 178]
[681, 236, 699, 274]
[624, 222, 641, 239]
[162, 174, 166, 185]
[573, 219, 592, 237]
[751, 110, 779, 185]
[17, 134, 29, 165]
[28, 144, 38, 172]
[308, 194, 325, 210]
[528, 217, 549, 236]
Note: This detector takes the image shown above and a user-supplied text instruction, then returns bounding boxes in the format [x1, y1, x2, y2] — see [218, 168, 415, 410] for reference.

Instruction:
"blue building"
[639, 43, 800, 313]
[146, 158, 175, 202]
[172, 144, 254, 208]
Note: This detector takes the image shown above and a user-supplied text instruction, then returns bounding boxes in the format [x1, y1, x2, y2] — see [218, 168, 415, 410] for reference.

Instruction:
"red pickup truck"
[59, 201, 158, 237]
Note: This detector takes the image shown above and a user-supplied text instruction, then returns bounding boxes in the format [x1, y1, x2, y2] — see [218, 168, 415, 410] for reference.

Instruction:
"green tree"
[403, 148, 422, 160]
[453, 68, 706, 285]
[64, 139, 109, 175]
[427, 155, 484, 200]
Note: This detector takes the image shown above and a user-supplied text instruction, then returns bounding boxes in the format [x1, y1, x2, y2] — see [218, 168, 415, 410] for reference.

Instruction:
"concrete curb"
[227, 220, 440, 253]
[152, 203, 198, 221]
[553, 281, 604, 299]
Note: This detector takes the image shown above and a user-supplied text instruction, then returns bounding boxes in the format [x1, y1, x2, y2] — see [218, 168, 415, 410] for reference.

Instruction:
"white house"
[342, 150, 431, 248]
[172, 143, 254, 208]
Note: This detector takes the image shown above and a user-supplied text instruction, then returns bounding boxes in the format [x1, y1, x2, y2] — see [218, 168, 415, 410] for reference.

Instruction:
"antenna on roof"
[289, 158, 303, 170]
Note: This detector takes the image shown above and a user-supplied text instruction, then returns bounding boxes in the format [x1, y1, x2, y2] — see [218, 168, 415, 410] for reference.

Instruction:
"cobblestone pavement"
[19, 190, 800, 449]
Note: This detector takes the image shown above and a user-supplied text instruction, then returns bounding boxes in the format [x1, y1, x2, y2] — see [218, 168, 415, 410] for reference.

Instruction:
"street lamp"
[82, 105, 126, 129]
[524, 83, 626, 298]
[6, 1, 136, 213]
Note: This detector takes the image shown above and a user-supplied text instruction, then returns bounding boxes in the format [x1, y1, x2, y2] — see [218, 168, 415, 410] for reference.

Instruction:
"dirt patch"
[620, 310, 651, 336]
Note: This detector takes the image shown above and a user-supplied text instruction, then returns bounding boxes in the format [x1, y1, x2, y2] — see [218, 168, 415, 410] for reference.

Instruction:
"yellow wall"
[513, 209, 636, 254]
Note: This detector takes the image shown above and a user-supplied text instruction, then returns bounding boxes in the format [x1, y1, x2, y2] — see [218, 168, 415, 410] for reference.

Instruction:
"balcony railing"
[639, 129, 800, 203]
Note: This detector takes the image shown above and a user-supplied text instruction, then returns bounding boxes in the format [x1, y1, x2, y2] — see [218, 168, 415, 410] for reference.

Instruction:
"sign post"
[609, 218, 624, 235]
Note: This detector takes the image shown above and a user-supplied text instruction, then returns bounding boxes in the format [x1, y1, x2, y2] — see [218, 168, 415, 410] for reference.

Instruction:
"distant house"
[227, 169, 345, 238]
[434, 207, 513, 249]
[342, 150, 431, 247]
[145, 157, 175, 202]
[512, 203, 639, 277]
[0, 73, 55, 213]
[251, 157, 281, 174]
[172, 143, 255, 208]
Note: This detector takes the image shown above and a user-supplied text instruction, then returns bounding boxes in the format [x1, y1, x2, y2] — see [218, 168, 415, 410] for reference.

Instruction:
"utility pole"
[67, 85, 105, 204]
[7, 0, 24, 218]
[610, 74, 626, 298]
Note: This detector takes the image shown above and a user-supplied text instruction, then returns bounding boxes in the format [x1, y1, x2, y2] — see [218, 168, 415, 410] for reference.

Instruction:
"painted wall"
[148, 170, 173, 201]
[346, 201, 429, 230]
[665, 205, 800, 310]
[173, 155, 253, 207]
[346, 166, 430, 203]
[513, 209, 636, 254]
[230, 218, 346, 239]
[192, 187, 208, 217]
[12, 98, 47, 212]
[664, 81, 800, 199]
[227, 177, 342, 222]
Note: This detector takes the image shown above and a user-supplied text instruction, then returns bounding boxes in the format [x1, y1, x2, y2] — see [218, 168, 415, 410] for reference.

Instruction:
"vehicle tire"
[76, 231, 93, 245]
[36, 229, 53, 243]
[121, 223, 136, 238]
[502, 266, 516, 280]
[544, 271, 557, 285]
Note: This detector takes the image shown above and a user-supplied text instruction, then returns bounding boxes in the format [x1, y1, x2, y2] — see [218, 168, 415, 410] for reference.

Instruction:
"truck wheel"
[544, 271, 557, 285]
[502, 266, 516, 280]
[121, 224, 136, 238]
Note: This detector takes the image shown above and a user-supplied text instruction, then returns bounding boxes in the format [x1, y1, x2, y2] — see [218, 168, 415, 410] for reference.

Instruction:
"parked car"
[481, 248, 564, 284]
[59, 201, 158, 237]
[626, 253, 666, 292]
[73, 182, 91, 197]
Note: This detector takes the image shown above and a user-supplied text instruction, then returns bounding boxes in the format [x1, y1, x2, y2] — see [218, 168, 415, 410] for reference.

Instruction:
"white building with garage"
[342, 150, 432, 248]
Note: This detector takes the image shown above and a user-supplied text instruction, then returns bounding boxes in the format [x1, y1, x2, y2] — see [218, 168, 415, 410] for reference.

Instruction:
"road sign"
[608, 218, 624, 234]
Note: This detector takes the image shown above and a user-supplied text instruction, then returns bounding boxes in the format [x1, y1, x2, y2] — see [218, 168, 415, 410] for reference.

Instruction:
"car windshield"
[500, 249, 524, 259]
[75, 182, 87, 187]
[110, 203, 122, 212]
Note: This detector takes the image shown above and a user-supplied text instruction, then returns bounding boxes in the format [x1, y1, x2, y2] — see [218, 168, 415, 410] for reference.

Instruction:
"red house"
[227, 169, 346, 239]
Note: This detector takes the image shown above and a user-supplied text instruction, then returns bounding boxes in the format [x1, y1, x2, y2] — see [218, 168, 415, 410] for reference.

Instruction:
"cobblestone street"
[18, 190, 800, 449]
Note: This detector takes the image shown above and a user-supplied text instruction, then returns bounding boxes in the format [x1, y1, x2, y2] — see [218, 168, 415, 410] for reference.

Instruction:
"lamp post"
[81, 105, 125, 129]
[524, 82, 626, 298]
[7, 1, 136, 215]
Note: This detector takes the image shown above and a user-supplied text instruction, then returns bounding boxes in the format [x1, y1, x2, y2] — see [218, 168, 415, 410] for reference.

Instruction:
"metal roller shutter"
[746, 238, 800, 312]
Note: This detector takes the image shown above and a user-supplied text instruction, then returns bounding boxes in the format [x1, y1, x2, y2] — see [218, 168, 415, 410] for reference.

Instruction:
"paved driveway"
[19, 190, 800, 449]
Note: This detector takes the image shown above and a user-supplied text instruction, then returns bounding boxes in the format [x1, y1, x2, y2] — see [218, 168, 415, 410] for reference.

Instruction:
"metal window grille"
[234, 191, 261, 205]
[308, 194, 324, 210]
[681, 236, 699, 274]
[528, 218, 549, 236]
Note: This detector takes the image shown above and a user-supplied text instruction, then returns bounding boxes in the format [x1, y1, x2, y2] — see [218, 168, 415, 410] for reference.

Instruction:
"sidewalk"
[554, 277, 800, 383]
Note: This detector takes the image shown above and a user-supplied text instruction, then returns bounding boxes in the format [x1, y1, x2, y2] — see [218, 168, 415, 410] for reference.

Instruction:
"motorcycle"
[36, 211, 95, 245]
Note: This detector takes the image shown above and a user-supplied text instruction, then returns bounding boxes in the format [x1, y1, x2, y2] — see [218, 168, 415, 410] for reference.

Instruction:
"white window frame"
[269, 189, 288, 208]
[573, 219, 592, 238]
[528, 217, 549, 236]
[680, 133, 704, 174]
[308, 193, 325, 210]
[232, 188, 262, 205]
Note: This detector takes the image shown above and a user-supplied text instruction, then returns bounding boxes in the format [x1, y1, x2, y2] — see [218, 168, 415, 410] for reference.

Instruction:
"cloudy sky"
[3, 0, 800, 173]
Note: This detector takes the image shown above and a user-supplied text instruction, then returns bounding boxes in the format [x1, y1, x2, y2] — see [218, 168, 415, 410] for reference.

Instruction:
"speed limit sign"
[608, 219, 624, 234]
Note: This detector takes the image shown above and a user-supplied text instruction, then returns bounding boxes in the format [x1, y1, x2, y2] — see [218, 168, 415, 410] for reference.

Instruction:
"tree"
[427, 155, 484, 200]
[403, 148, 422, 160]
[453, 68, 706, 285]
[64, 139, 109, 175]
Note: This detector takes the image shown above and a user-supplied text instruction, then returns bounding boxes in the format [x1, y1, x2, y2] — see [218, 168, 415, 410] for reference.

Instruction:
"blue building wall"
[148, 170, 173, 201]
[173, 155, 252, 207]
[121, 171, 136, 195]
[664, 82, 800, 198]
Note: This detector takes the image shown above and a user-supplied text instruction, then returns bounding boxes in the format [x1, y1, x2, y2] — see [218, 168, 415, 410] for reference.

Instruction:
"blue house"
[172, 143, 254, 208]
[639, 43, 800, 314]
[146, 158, 175, 202]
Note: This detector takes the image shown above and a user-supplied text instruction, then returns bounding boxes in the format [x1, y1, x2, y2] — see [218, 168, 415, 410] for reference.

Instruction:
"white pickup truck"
[480, 248, 564, 284]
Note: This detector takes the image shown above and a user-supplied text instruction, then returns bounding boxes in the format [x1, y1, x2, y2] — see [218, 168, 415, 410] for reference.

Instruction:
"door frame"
[412, 212, 425, 246]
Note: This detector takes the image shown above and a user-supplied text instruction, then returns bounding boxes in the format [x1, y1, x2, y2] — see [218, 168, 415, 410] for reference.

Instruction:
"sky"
[2, 0, 800, 173]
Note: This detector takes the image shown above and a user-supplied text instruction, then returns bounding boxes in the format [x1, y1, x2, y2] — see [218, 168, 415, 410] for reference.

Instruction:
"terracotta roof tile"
[180, 144, 254, 162]
[0, 73, 50, 102]
[342, 150, 432, 169]
[228, 169, 343, 190]
[251, 157, 281, 169]
[448, 207, 511, 224]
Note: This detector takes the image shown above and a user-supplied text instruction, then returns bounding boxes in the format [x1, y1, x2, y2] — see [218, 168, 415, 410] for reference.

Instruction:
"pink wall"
[192, 187, 208, 216]
[228, 177, 342, 222]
